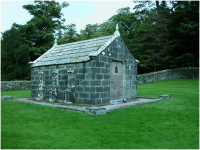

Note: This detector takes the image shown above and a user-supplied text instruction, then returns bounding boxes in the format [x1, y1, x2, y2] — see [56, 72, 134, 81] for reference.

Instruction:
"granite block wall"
[31, 64, 76, 102]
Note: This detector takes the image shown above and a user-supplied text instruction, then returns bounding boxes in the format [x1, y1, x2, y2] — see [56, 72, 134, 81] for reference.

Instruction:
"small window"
[115, 65, 118, 73]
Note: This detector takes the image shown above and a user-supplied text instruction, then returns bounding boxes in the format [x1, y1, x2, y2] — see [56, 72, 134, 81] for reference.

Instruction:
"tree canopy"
[1, 0, 69, 80]
[1, 0, 199, 80]
[1, 23, 30, 80]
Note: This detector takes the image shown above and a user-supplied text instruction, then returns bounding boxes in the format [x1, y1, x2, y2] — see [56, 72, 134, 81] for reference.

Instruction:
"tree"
[1, 23, 30, 80]
[56, 29, 64, 45]
[96, 21, 114, 37]
[57, 24, 77, 45]
[78, 24, 99, 40]
[167, 1, 199, 68]
[1, 0, 70, 80]
[108, 7, 140, 51]
[77, 22, 114, 41]
[21, 0, 69, 61]
[131, 1, 172, 73]
[131, 1, 199, 73]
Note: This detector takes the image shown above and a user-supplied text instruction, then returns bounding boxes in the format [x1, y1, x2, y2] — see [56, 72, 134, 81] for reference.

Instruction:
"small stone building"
[30, 25, 139, 106]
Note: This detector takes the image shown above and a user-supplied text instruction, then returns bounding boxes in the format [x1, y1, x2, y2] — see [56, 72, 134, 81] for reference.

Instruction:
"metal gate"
[110, 61, 123, 101]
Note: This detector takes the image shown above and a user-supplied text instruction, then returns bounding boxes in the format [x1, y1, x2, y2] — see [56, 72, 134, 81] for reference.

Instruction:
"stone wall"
[137, 67, 199, 84]
[1, 81, 31, 91]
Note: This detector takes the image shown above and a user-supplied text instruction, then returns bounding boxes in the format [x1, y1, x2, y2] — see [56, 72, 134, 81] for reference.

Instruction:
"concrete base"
[1, 95, 13, 99]
[159, 95, 171, 99]
[85, 107, 106, 115]
[64, 102, 73, 105]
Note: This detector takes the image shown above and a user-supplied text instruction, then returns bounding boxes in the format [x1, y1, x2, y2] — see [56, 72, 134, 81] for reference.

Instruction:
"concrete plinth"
[1, 95, 13, 99]
[85, 107, 106, 115]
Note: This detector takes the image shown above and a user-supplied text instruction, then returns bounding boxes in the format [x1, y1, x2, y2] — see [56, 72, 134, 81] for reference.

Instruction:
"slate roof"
[30, 35, 121, 67]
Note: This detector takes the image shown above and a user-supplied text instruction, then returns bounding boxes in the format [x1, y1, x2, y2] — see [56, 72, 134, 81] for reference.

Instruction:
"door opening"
[110, 61, 123, 102]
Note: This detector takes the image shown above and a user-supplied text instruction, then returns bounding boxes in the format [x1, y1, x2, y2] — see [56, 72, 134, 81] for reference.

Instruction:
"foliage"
[75, 54, 81, 60]
[77, 23, 101, 40]
[72, 3, 198, 74]
[57, 24, 77, 45]
[1, 1, 199, 80]
[1, 0, 69, 80]
[1, 24, 30, 81]
[75, 7, 140, 51]
[107, 7, 140, 50]
[81, 24, 98, 39]
[94, 22, 114, 37]
[60, 22, 114, 43]
[97, 45, 101, 50]
[131, 1, 199, 74]
[21, 0, 69, 61]
[1, 79, 199, 149]
[166, 1, 199, 68]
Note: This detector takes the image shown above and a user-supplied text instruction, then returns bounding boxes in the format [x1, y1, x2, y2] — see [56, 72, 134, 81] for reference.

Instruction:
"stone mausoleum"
[30, 24, 139, 106]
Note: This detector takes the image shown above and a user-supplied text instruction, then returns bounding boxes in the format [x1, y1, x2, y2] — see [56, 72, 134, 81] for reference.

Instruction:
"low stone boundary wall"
[137, 67, 199, 84]
[1, 81, 31, 91]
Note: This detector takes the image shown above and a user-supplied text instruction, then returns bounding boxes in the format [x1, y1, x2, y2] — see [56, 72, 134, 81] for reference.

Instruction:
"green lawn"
[1, 79, 199, 149]
[1, 89, 31, 98]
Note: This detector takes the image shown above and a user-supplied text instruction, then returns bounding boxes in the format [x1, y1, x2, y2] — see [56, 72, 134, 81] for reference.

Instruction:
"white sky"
[0, 0, 137, 35]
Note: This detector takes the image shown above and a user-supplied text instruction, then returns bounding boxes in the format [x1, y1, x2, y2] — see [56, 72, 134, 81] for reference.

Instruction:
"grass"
[1, 79, 199, 149]
[1, 89, 31, 98]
